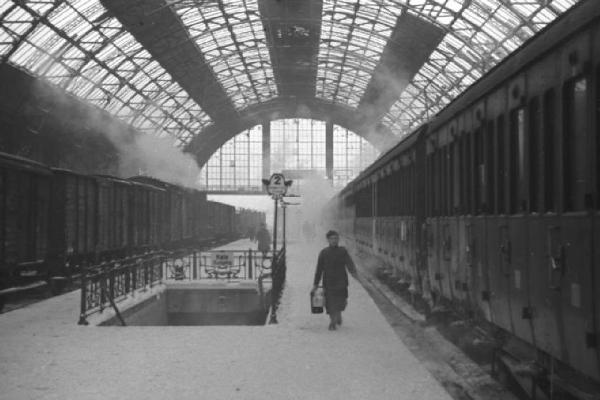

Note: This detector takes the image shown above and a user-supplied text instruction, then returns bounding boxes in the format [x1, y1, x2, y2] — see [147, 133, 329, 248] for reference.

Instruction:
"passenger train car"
[326, 0, 600, 391]
[0, 154, 264, 293]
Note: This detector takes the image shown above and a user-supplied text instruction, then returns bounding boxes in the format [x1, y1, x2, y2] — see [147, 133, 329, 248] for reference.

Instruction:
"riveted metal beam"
[101, 0, 242, 132]
[358, 13, 444, 125]
[258, 0, 323, 98]
[185, 97, 397, 168]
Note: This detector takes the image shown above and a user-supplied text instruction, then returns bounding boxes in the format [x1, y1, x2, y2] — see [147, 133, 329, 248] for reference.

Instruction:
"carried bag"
[311, 287, 324, 314]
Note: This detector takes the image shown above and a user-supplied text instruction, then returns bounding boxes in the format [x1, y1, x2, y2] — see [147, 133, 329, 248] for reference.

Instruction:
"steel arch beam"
[184, 97, 398, 168]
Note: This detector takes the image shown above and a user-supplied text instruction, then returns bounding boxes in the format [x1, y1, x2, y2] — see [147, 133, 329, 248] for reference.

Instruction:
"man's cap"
[326, 230, 339, 238]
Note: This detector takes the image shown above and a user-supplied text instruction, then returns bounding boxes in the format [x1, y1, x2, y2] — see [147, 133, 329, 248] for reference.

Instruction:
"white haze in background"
[32, 79, 201, 188]
[105, 131, 201, 188]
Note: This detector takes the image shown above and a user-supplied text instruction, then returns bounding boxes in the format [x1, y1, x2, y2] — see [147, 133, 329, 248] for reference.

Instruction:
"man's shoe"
[328, 322, 337, 331]
[337, 314, 342, 326]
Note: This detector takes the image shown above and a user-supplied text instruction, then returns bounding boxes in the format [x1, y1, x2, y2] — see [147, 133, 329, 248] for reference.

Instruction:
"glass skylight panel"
[1, 0, 212, 145]
[318, 0, 395, 106]
[174, 0, 277, 110]
[1, 0, 582, 146]
[361, 0, 580, 138]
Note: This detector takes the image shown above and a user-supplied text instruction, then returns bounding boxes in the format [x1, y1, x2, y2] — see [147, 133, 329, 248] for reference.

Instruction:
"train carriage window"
[597, 67, 600, 209]
[435, 150, 440, 216]
[459, 135, 465, 214]
[468, 130, 476, 214]
[447, 144, 453, 215]
[399, 168, 405, 215]
[543, 90, 556, 212]
[474, 128, 484, 214]
[486, 121, 495, 214]
[496, 115, 506, 214]
[356, 185, 372, 218]
[0, 170, 4, 264]
[409, 163, 413, 215]
[509, 108, 526, 213]
[529, 98, 541, 212]
[426, 154, 433, 215]
[445, 146, 450, 216]
[404, 166, 409, 215]
[463, 133, 473, 214]
[452, 141, 460, 213]
[563, 77, 589, 212]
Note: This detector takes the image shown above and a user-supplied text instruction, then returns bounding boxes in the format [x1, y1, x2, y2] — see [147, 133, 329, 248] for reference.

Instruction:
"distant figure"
[302, 220, 315, 242]
[247, 226, 256, 242]
[256, 223, 271, 256]
[312, 230, 357, 331]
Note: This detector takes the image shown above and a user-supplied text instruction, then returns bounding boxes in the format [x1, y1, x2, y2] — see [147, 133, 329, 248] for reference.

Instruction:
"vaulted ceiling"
[0, 0, 581, 165]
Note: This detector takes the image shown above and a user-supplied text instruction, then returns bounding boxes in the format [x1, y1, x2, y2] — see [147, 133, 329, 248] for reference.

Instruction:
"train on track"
[0, 152, 265, 293]
[326, 0, 600, 395]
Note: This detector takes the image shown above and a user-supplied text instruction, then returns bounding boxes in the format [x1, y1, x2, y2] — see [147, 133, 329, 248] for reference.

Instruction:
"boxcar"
[129, 176, 207, 248]
[0, 152, 52, 288]
[94, 175, 131, 259]
[48, 168, 98, 277]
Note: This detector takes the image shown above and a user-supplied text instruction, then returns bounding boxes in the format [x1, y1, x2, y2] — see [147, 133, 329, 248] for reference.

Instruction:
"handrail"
[78, 248, 277, 325]
[269, 246, 287, 324]
[162, 249, 274, 281]
[78, 252, 164, 325]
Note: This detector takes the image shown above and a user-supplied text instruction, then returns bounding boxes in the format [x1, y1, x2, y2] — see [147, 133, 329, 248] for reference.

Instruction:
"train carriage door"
[0, 168, 5, 272]
[425, 138, 441, 300]
[594, 46, 600, 377]
[526, 67, 561, 357]
[558, 33, 598, 377]
[486, 87, 511, 328]
[507, 76, 534, 343]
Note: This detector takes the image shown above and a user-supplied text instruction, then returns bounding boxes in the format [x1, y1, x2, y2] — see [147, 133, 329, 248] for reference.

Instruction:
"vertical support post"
[262, 121, 271, 185]
[248, 249, 253, 279]
[132, 260, 137, 292]
[193, 251, 197, 280]
[109, 263, 115, 305]
[272, 197, 278, 255]
[326, 121, 334, 184]
[283, 205, 287, 249]
[78, 267, 88, 325]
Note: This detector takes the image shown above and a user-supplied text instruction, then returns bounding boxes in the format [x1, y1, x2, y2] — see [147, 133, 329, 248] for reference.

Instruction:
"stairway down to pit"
[100, 281, 269, 326]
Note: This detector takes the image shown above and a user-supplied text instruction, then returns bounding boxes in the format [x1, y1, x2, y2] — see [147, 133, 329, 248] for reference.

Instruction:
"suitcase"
[311, 287, 324, 314]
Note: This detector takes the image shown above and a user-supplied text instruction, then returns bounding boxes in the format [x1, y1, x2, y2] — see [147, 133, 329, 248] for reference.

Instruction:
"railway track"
[354, 252, 517, 400]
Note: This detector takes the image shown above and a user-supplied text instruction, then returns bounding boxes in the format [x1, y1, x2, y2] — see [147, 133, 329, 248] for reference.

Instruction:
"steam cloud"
[32, 79, 201, 188]
[105, 129, 201, 188]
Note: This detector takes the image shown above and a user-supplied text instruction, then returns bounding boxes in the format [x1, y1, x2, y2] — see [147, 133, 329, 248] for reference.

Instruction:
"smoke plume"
[32, 78, 201, 188]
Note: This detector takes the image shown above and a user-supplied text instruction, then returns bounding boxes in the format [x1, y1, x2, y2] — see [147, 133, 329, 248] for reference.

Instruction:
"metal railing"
[162, 249, 274, 281]
[268, 247, 286, 324]
[78, 252, 164, 325]
[78, 248, 277, 325]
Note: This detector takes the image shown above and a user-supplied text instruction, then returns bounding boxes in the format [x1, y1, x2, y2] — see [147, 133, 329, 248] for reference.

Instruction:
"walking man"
[256, 222, 271, 257]
[312, 230, 357, 330]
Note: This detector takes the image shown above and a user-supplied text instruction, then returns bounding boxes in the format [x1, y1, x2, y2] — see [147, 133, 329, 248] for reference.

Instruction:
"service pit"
[97, 281, 269, 326]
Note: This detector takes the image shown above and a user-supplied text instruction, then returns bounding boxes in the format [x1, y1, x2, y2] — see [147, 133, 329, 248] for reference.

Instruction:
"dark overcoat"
[313, 245, 357, 313]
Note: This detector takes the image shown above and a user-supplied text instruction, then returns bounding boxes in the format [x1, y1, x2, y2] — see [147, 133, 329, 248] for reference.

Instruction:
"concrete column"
[262, 121, 271, 178]
[326, 121, 334, 183]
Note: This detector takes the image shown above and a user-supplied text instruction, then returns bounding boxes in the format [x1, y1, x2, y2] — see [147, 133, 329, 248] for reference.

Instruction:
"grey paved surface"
[0, 239, 452, 400]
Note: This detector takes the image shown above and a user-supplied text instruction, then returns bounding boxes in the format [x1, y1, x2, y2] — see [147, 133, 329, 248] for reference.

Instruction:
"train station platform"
[0, 239, 452, 400]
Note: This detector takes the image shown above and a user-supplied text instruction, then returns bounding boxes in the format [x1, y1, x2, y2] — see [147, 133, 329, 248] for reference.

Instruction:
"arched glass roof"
[174, 0, 278, 109]
[319, 0, 580, 134]
[0, 0, 212, 146]
[0, 0, 581, 146]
